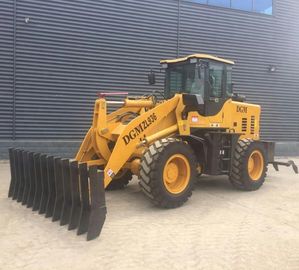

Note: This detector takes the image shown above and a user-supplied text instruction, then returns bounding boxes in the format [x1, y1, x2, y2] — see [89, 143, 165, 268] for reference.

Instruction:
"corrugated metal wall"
[1, 0, 299, 146]
[179, 0, 299, 141]
[0, 0, 14, 139]
[15, 0, 178, 139]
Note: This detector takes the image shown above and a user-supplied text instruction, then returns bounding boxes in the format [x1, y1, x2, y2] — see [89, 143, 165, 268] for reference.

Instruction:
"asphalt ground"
[1, 158, 299, 270]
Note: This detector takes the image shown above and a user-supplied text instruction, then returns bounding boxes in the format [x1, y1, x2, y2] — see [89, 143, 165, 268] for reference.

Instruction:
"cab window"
[165, 63, 204, 98]
[209, 62, 224, 98]
[169, 70, 183, 93]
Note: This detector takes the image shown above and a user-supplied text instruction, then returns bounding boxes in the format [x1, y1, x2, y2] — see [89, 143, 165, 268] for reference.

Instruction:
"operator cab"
[160, 54, 234, 116]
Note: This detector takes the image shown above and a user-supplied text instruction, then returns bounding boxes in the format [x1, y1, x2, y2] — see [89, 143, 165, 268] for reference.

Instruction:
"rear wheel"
[230, 139, 267, 191]
[105, 169, 132, 190]
[139, 138, 197, 208]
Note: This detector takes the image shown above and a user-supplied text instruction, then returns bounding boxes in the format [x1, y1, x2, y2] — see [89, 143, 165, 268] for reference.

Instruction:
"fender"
[179, 134, 208, 165]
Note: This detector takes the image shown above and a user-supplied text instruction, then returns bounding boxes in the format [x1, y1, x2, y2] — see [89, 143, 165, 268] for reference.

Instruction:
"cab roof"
[160, 53, 235, 65]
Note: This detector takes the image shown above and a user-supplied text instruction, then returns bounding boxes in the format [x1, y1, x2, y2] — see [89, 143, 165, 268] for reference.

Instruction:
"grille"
[242, 118, 247, 132]
[250, 116, 255, 134]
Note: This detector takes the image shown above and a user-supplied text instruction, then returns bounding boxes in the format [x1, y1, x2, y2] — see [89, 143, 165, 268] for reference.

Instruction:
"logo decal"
[122, 113, 157, 145]
[236, 105, 247, 113]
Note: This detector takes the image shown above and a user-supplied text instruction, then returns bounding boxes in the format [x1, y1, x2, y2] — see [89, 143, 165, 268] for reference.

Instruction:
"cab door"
[204, 61, 226, 122]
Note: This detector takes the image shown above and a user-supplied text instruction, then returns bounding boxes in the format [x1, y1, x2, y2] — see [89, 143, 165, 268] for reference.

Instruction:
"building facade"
[0, 0, 299, 157]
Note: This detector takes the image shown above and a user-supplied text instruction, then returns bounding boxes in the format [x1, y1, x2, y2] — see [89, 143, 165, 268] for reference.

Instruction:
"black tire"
[230, 138, 267, 191]
[139, 138, 197, 208]
[106, 169, 132, 190]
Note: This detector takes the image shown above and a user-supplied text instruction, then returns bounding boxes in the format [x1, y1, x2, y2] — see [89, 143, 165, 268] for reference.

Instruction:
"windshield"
[165, 63, 204, 98]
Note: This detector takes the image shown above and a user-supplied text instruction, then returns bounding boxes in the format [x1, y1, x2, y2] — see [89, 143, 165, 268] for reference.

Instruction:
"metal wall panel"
[179, 0, 299, 141]
[0, 0, 14, 138]
[15, 0, 178, 139]
[2, 0, 299, 145]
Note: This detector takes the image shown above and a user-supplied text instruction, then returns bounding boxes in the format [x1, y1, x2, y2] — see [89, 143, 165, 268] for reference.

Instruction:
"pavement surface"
[1, 158, 299, 270]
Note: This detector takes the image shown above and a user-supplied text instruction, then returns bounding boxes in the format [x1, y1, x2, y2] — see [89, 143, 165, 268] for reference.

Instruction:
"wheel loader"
[8, 53, 298, 240]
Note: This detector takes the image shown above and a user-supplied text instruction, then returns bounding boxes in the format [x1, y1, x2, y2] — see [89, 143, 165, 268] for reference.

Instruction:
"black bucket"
[8, 148, 107, 241]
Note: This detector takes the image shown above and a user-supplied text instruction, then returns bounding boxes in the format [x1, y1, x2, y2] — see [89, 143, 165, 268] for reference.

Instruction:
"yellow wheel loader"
[7, 54, 298, 240]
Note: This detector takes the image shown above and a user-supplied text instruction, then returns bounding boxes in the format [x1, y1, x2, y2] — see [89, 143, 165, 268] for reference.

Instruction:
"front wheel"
[139, 138, 197, 208]
[230, 139, 267, 191]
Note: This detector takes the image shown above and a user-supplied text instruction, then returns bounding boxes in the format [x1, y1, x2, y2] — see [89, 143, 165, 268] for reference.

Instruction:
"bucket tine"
[45, 156, 56, 218]
[7, 149, 107, 241]
[16, 150, 25, 202]
[87, 166, 106, 241]
[68, 161, 81, 230]
[12, 149, 20, 200]
[32, 153, 42, 211]
[60, 159, 72, 226]
[39, 155, 49, 214]
[26, 152, 36, 208]
[8, 148, 17, 198]
[52, 158, 63, 222]
[21, 151, 30, 205]
[77, 163, 90, 235]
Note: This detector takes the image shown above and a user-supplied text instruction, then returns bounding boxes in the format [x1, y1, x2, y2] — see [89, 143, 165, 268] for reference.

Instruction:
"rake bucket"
[8, 148, 107, 241]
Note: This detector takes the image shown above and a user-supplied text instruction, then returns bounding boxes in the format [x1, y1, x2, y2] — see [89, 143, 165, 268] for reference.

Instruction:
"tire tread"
[139, 138, 196, 208]
[230, 138, 267, 191]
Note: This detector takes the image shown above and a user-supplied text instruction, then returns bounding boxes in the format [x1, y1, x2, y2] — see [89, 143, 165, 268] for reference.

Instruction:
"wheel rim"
[247, 150, 264, 181]
[163, 154, 191, 194]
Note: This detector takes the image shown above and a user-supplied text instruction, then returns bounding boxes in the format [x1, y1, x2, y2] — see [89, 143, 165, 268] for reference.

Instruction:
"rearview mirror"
[148, 70, 156, 85]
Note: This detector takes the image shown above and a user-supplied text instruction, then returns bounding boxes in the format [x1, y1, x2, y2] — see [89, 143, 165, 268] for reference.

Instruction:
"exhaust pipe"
[8, 148, 106, 241]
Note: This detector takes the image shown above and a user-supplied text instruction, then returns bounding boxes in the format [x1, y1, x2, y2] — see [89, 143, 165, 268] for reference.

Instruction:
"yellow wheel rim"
[163, 154, 191, 194]
[247, 150, 264, 181]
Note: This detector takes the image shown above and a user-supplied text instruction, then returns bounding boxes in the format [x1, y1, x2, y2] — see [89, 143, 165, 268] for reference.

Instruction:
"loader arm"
[104, 95, 182, 187]
[75, 94, 186, 187]
[75, 98, 143, 164]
